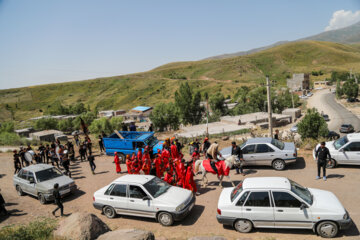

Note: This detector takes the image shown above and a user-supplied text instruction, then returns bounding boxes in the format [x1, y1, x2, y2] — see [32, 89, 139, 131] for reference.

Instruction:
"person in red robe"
[114, 152, 121, 174]
[161, 147, 170, 168]
[137, 148, 143, 165]
[170, 141, 179, 160]
[142, 146, 151, 174]
[163, 167, 174, 185]
[191, 148, 200, 162]
[125, 154, 132, 174]
[184, 164, 197, 193]
[154, 149, 163, 178]
[176, 159, 186, 187]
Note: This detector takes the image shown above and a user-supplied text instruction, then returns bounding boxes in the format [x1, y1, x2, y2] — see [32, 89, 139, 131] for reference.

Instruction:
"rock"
[222, 136, 229, 141]
[188, 237, 227, 240]
[54, 212, 110, 240]
[304, 143, 313, 150]
[97, 229, 155, 240]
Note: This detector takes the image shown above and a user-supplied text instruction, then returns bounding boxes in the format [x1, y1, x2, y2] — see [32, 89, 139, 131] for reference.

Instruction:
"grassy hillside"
[2, 40, 360, 122]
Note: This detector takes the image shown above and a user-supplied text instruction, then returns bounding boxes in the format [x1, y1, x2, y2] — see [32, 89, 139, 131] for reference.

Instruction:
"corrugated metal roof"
[131, 106, 152, 112]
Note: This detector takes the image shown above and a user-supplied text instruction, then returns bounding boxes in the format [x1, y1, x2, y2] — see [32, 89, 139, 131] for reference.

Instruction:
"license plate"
[60, 188, 70, 195]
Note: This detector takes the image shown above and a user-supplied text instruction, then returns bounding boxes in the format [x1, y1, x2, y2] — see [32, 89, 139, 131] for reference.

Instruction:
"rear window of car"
[271, 139, 284, 150]
[231, 181, 243, 202]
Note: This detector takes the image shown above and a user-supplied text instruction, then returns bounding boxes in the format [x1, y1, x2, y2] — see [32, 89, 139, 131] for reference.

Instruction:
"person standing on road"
[98, 135, 105, 154]
[88, 155, 96, 174]
[52, 183, 64, 217]
[0, 189, 8, 216]
[274, 129, 279, 140]
[231, 142, 245, 176]
[315, 142, 331, 181]
[13, 150, 21, 174]
[114, 152, 121, 174]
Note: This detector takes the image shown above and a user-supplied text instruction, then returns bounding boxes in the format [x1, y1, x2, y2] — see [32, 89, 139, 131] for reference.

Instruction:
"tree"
[69, 103, 87, 114]
[297, 108, 328, 139]
[342, 79, 359, 101]
[34, 118, 58, 130]
[150, 102, 180, 132]
[89, 117, 112, 134]
[209, 92, 228, 116]
[72, 112, 96, 130]
[0, 121, 15, 133]
[57, 119, 74, 132]
[174, 82, 204, 125]
[336, 79, 343, 99]
[110, 116, 124, 131]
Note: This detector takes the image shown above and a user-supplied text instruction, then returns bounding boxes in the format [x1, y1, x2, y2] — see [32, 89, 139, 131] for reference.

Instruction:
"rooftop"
[246, 137, 273, 144]
[22, 164, 53, 172]
[131, 106, 152, 112]
[31, 130, 63, 136]
[243, 177, 291, 190]
[114, 174, 155, 185]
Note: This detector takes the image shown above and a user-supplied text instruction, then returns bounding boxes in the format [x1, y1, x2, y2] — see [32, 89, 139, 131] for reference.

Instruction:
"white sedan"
[93, 175, 195, 226]
[216, 177, 352, 238]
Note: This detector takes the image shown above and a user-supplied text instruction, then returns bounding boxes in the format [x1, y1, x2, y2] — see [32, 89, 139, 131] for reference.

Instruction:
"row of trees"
[336, 78, 359, 101]
[46, 101, 90, 115]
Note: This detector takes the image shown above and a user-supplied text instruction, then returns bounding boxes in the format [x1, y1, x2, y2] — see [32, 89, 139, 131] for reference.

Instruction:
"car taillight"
[293, 153, 296, 157]
[93, 196, 95, 201]
[217, 208, 221, 215]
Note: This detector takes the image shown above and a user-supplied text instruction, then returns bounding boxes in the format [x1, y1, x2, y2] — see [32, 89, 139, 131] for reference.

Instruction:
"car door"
[127, 185, 155, 218]
[106, 184, 128, 214]
[16, 170, 29, 193]
[241, 144, 256, 166]
[342, 142, 360, 164]
[253, 144, 275, 166]
[272, 191, 312, 229]
[24, 171, 37, 196]
[242, 191, 274, 228]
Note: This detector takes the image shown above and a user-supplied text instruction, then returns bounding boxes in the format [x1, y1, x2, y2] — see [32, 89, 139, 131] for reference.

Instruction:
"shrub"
[297, 108, 328, 139]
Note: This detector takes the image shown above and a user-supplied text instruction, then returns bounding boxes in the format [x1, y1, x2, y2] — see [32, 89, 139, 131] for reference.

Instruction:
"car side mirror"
[300, 203, 307, 210]
[29, 178, 35, 184]
[142, 196, 150, 201]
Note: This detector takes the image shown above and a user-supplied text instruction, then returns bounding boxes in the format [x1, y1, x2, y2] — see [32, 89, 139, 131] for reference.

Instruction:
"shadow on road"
[72, 176, 86, 180]
[0, 174, 6, 178]
[175, 205, 205, 226]
[95, 171, 109, 175]
[5, 202, 18, 207]
[338, 222, 360, 237]
[63, 189, 86, 202]
[327, 174, 344, 179]
[0, 209, 28, 222]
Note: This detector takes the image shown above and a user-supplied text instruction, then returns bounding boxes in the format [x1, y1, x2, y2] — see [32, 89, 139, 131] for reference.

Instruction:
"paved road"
[308, 90, 360, 134]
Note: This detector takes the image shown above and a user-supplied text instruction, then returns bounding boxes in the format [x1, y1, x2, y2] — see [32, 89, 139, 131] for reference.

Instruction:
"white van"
[93, 175, 195, 226]
[216, 177, 352, 238]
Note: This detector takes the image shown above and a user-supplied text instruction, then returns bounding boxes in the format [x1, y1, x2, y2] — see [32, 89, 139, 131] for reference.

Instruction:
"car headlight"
[176, 203, 185, 212]
[343, 212, 349, 220]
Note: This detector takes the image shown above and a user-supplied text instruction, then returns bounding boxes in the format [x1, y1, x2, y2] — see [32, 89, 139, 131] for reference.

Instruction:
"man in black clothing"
[148, 123, 153, 132]
[0, 189, 8, 216]
[122, 123, 128, 131]
[88, 155, 96, 174]
[45, 144, 51, 164]
[202, 137, 211, 156]
[98, 135, 105, 153]
[38, 144, 46, 162]
[315, 142, 331, 181]
[19, 147, 28, 167]
[13, 150, 21, 174]
[52, 183, 64, 217]
[193, 139, 200, 152]
[231, 142, 245, 175]
[149, 163, 157, 176]
[274, 129, 279, 140]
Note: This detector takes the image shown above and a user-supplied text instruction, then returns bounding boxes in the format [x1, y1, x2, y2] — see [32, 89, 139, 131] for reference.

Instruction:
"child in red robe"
[114, 152, 121, 174]
[184, 164, 197, 193]
[125, 154, 132, 174]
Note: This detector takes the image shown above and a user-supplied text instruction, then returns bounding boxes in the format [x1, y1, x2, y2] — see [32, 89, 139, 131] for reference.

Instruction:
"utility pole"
[206, 98, 209, 137]
[291, 90, 295, 109]
[266, 76, 273, 138]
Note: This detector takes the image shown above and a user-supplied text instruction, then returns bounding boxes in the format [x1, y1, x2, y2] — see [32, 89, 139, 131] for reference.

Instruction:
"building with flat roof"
[287, 73, 310, 91]
[30, 130, 67, 142]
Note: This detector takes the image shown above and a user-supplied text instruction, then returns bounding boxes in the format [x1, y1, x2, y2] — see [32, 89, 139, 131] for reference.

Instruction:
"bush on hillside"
[342, 78, 359, 101]
[297, 108, 328, 139]
[34, 118, 58, 131]
[89, 117, 113, 135]
[150, 102, 180, 132]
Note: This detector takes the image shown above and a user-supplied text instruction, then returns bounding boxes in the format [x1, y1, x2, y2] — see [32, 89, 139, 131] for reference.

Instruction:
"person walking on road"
[315, 142, 331, 181]
[52, 183, 64, 217]
[88, 155, 96, 174]
[13, 150, 21, 174]
[98, 135, 105, 154]
[231, 142, 245, 176]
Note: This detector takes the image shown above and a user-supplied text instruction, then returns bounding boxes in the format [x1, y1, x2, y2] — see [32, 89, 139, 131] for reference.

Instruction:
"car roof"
[243, 177, 291, 190]
[346, 133, 360, 141]
[113, 174, 155, 185]
[246, 137, 272, 144]
[21, 164, 53, 172]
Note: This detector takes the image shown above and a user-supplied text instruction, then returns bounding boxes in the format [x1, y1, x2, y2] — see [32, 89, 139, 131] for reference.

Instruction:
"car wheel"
[234, 219, 253, 233]
[38, 193, 47, 205]
[157, 212, 174, 226]
[118, 153, 126, 164]
[272, 159, 285, 171]
[326, 159, 337, 169]
[317, 221, 338, 238]
[16, 185, 24, 196]
[103, 206, 116, 219]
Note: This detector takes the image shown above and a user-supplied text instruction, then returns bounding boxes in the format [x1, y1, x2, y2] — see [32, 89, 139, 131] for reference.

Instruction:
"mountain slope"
[206, 21, 360, 60]
[1, 40, 360, 122]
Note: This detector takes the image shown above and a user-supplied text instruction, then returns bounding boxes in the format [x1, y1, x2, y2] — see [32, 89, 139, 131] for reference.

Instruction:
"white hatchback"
[93, 175, 195, 226]
[216, 177, 352, 238]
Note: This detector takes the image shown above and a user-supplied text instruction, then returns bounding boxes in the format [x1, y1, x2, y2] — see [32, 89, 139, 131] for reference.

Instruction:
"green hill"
[2, 40, 360, 122]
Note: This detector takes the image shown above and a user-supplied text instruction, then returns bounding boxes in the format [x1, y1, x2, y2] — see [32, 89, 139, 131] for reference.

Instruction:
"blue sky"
[0, 0, 359, 89]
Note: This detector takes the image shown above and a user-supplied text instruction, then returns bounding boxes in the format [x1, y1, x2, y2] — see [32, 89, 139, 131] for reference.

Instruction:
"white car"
[216, 177, 352, 238]
[93, 175, 195, 226]
[313, 133, 360, 168]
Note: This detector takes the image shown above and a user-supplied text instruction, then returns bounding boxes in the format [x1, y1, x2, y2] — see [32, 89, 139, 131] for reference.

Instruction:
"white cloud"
[325, 10, 360, 31]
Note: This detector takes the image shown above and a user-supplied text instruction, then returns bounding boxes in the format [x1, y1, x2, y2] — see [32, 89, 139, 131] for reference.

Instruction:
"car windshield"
[334, 136, 349, 150]
[230, 181, 243, 202]
[290, 179, 313, 205]
[145, 136, 159, 147]
[143, 177, 170, 198]
[35, 168, 63, 183]
[271, 139, 284, 150]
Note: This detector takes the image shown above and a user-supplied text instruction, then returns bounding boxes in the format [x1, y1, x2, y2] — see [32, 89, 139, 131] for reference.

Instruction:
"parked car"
[13, 164, 76, 204]
[220, 138, 297, 171]
[93, 175, 195, 226]
[299, 95, 308, 99]
[216, 177, 352, 238]
[103, 131, 164, 162]
[326, 131, 340, 140]
[307, 92, 313, 97]
[290, 124, 298, 133]
[313, 133, 360, 168]
[339, 124, 354, 133]
[322, 114, 330, 121]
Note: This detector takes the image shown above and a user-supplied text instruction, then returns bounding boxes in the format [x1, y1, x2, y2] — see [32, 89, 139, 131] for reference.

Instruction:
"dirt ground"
[0, 148, 360, 240]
